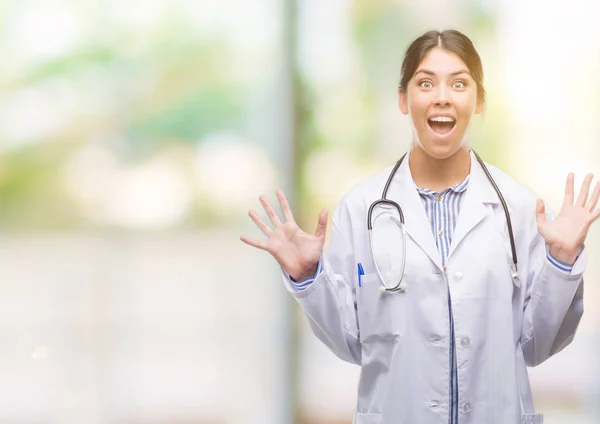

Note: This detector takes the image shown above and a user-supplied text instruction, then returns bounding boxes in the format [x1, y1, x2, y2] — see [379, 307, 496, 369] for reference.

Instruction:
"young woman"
[240, 30, 599, 424]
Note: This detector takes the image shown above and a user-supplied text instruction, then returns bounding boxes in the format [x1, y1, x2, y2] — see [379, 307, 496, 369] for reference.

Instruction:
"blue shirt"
[416, 175, 470, 424]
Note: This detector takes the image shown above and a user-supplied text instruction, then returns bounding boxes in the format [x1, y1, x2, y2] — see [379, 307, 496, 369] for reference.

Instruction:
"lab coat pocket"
[521, 413, 543, 423]
[354, 412, 383, 424]
[357, 269, 405, 344]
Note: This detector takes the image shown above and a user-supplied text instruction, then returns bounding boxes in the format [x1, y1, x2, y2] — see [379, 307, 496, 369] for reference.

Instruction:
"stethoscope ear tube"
[472, 151, 519, 274]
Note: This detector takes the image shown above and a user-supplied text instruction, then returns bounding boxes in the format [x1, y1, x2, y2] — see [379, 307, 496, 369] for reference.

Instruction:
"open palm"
[537, 173, 600, 259]
[240, 190, 328, 281]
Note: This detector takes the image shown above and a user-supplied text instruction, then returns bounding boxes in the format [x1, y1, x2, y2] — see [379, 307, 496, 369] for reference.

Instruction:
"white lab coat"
[282, 150, 585, 424]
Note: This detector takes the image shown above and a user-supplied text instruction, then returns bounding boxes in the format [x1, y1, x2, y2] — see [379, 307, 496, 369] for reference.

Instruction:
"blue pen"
[358, 263, 364, 287]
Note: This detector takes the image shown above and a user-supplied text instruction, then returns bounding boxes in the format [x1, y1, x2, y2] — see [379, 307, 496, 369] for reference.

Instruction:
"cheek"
[407, 95, 430, 116]
[456, 91, 478, 114]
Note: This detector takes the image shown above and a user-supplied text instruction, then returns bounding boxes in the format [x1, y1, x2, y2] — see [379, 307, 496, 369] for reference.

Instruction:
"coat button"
[461, 336, 471, 346]
[462, 402, 472, 413]
[453, 272, 463, 281]
[430, 400, 440, 408]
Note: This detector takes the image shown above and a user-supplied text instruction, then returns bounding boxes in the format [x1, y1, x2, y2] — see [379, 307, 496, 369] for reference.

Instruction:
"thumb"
[536, 199, 546, 227]
[314, 208, 329, 238]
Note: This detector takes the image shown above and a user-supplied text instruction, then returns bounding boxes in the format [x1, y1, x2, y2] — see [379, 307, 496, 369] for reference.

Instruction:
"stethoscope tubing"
[369, 150, 519, 293]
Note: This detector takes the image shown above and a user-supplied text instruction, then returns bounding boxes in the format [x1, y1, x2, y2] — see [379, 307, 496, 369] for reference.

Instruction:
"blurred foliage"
[0, 143, 82, 230]
[130, 84, 244, 144]
[0, 0, 506, 232]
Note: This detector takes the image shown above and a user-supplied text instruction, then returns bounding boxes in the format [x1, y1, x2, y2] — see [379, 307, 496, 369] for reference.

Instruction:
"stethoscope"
[368, 150, 519, 293]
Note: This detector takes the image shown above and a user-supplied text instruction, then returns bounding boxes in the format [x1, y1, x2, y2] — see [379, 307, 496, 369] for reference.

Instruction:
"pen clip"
[358, 263, 364, 287]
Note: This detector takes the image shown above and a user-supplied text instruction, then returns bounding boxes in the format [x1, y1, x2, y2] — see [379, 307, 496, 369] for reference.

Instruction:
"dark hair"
[398, 29, 485, 106]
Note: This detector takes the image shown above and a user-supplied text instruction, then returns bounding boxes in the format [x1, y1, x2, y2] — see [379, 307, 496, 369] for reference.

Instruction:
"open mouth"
[427, 116, 456, 136]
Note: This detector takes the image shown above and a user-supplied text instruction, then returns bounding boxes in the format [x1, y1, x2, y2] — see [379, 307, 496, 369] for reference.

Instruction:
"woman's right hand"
[240, 190, 328, 281]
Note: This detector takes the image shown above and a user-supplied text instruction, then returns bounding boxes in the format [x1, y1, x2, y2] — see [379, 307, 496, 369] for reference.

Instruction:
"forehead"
[414, 47, 469, 77]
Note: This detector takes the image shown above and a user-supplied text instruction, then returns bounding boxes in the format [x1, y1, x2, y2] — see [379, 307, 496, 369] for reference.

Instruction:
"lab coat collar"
[386, 148, 501, 271]
[447, 149, 501, 261]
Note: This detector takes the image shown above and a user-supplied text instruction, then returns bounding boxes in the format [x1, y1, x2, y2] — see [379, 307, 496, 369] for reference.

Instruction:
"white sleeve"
[281, 202, 361, 365]
[520, 202, 586, 367]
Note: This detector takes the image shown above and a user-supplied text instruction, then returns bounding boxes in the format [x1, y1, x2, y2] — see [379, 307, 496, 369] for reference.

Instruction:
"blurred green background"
[0, 0, 597, 423]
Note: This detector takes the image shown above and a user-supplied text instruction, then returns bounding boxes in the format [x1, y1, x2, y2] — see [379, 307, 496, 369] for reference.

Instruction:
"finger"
[259, 195, 282, 226]
[576, 173, 594, 207]
[240, 236, 268, 251]
[276, 190, 295, 223]
[562, 173, 575, 209]
[535, 200, 549, 239]
[585, 180, 600, 212]
[248, 209, 272, 236]
[535, 199, 546, 225]
[314, 208, 329, 237]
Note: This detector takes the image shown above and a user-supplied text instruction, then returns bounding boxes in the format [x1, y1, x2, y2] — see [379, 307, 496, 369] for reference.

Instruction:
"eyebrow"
[414, 69, 471, 77]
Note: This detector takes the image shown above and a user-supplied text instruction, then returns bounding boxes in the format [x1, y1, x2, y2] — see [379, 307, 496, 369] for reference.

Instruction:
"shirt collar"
[415, 173, 471, 195]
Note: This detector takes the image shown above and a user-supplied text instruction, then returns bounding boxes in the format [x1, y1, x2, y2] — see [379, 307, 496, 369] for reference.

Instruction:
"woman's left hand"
[536, 173, 600, 265]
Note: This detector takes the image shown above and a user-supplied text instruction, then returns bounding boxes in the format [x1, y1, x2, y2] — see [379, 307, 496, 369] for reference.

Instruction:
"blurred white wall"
[0, 233, 287, 424]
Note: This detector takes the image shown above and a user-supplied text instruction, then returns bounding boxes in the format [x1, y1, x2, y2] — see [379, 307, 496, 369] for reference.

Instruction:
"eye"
[419, 80, 433, 89]
[452, 80, 467, 89]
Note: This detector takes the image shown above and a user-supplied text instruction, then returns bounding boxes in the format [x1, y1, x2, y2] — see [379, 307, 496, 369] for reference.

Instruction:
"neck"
[409, 144, 471, 192]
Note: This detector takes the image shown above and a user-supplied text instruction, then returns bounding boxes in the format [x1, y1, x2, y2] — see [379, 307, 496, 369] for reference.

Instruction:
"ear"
[398, 88, 409, 115]
[475, 96, 484, 115]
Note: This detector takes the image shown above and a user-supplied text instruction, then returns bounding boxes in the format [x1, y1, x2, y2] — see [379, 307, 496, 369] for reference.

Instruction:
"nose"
[434, 85, 451, 106]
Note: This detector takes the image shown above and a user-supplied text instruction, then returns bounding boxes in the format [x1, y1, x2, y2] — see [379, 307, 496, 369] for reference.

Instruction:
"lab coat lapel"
[447, 150, 499, 261]
[386, 154, 443, 270]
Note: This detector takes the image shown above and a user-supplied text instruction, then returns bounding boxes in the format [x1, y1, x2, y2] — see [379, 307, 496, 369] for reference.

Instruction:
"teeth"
[429, 116, 455, 123]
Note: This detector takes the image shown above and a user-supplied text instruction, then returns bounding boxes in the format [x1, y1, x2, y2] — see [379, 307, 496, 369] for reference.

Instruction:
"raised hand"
[240, 190, 328, 281]
[536, 173, 600, 264]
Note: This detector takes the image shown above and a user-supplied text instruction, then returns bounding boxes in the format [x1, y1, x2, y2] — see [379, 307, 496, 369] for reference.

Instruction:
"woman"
[240, 30, 599, 424]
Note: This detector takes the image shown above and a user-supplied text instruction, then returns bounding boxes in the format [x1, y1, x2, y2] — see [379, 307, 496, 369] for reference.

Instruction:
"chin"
[417, 139, 464, 159]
